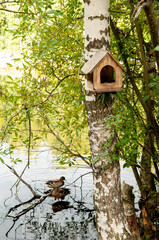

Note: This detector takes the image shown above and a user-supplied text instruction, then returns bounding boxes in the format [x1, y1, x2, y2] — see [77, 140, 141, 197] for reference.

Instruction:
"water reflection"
[51, 188, 70, 200]
[52, 201, 71, 213]
[0, 145, 97, 240]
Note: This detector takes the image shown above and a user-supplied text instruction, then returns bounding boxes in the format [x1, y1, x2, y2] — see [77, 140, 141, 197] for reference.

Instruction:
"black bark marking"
[83, 0, 90, 5]
[85, 90, 96, 97]
[86, 34, 91, 41]
[100, 27, 110, 36]
[86, 37, 110, 51]
[88, 14, 109, 21]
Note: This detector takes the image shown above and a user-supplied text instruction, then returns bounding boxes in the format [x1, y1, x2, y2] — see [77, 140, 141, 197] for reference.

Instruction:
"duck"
[45, 176, 65, 188]
[51, 187, 70, 200]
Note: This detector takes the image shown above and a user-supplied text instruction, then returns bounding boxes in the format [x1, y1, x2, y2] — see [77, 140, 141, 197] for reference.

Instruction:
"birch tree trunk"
[83, 0, 132, 239]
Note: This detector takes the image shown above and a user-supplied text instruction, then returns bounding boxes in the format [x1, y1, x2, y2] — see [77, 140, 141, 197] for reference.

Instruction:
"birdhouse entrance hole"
[81, 51, 125, 92]
[100, 65, 115, 84]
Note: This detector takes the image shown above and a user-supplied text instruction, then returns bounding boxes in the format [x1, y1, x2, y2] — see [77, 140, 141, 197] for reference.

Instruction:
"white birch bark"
[83, 0, 132, 239]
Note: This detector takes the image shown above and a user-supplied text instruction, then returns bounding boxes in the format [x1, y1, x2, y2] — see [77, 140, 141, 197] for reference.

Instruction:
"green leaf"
[49, 41, 58, 48]
[47, 10, 62, 16]
[149, 82, 156, 87]
[0, 157, 4, 164]
[7, 75, 13, 81]
[38, 50, 45, 57]
[143, 95, 150, 102]
[6, 63, 13, 67]
[93, 156, 99, 162]
[101, 151, 109, 157]
[123, 162, 131, 168]
[154, 46, 159, 51]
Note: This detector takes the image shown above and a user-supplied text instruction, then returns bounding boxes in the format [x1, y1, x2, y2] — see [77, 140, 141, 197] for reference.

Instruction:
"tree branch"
[33, 74, 77, 108]
[5, 164, 40, 197]
[0, 7, 32, 14]
[24, 104, 31, 168]
[0, 1, 19, 3]
[41, 114, 91, 166]
[131, 0, 149, 21]
[1, 109, 22, 142]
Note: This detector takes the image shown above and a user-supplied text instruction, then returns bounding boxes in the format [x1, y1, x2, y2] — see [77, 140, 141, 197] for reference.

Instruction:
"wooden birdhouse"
[81, 50, 126, 92]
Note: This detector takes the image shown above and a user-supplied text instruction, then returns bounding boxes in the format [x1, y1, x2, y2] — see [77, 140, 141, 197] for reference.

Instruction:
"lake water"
[0, 143, 138, 240]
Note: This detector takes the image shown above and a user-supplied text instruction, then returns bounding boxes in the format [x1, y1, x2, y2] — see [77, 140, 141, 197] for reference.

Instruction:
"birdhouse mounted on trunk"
[81, 50, 126, 92]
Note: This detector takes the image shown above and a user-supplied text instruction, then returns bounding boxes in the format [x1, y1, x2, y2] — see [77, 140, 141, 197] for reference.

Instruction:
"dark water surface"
[0, 144, 137, 240]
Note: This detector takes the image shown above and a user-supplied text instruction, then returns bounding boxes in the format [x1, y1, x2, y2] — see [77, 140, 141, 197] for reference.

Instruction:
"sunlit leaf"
[47, 10, 62, 16]
[154, 45, 159, 51]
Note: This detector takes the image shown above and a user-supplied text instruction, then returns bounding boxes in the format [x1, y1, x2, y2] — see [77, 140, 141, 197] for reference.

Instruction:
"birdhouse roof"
[81, 50, 126, 74]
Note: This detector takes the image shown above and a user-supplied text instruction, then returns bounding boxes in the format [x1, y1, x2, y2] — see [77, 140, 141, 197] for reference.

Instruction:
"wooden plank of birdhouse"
[95, 88, 122, 93]
[108, 53, 126, 72]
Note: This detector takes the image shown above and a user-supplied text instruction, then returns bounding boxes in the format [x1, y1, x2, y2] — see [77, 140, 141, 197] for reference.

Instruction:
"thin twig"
[5, 164, 40, 197]
[65, 171, 93, 187]
[6, 192, 50, 237]
[7, 196, 39, 215]
[13, 192, 50, 220]
[131, 0, 149, 21]
[1, 110, 22, 142]
[0, 8, 33, 14]
[46, 120, 91, 166]
[0, 1, 19, 3]
[33, 74, 77, 107]
[25, 105, 31, 168]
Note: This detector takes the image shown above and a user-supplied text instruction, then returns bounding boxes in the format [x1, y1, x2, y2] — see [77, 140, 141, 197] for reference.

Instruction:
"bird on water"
[45, 176, 65, 188]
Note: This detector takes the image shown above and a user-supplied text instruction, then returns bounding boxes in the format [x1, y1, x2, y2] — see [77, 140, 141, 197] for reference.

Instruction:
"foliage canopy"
[0, 0, 159, 238]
